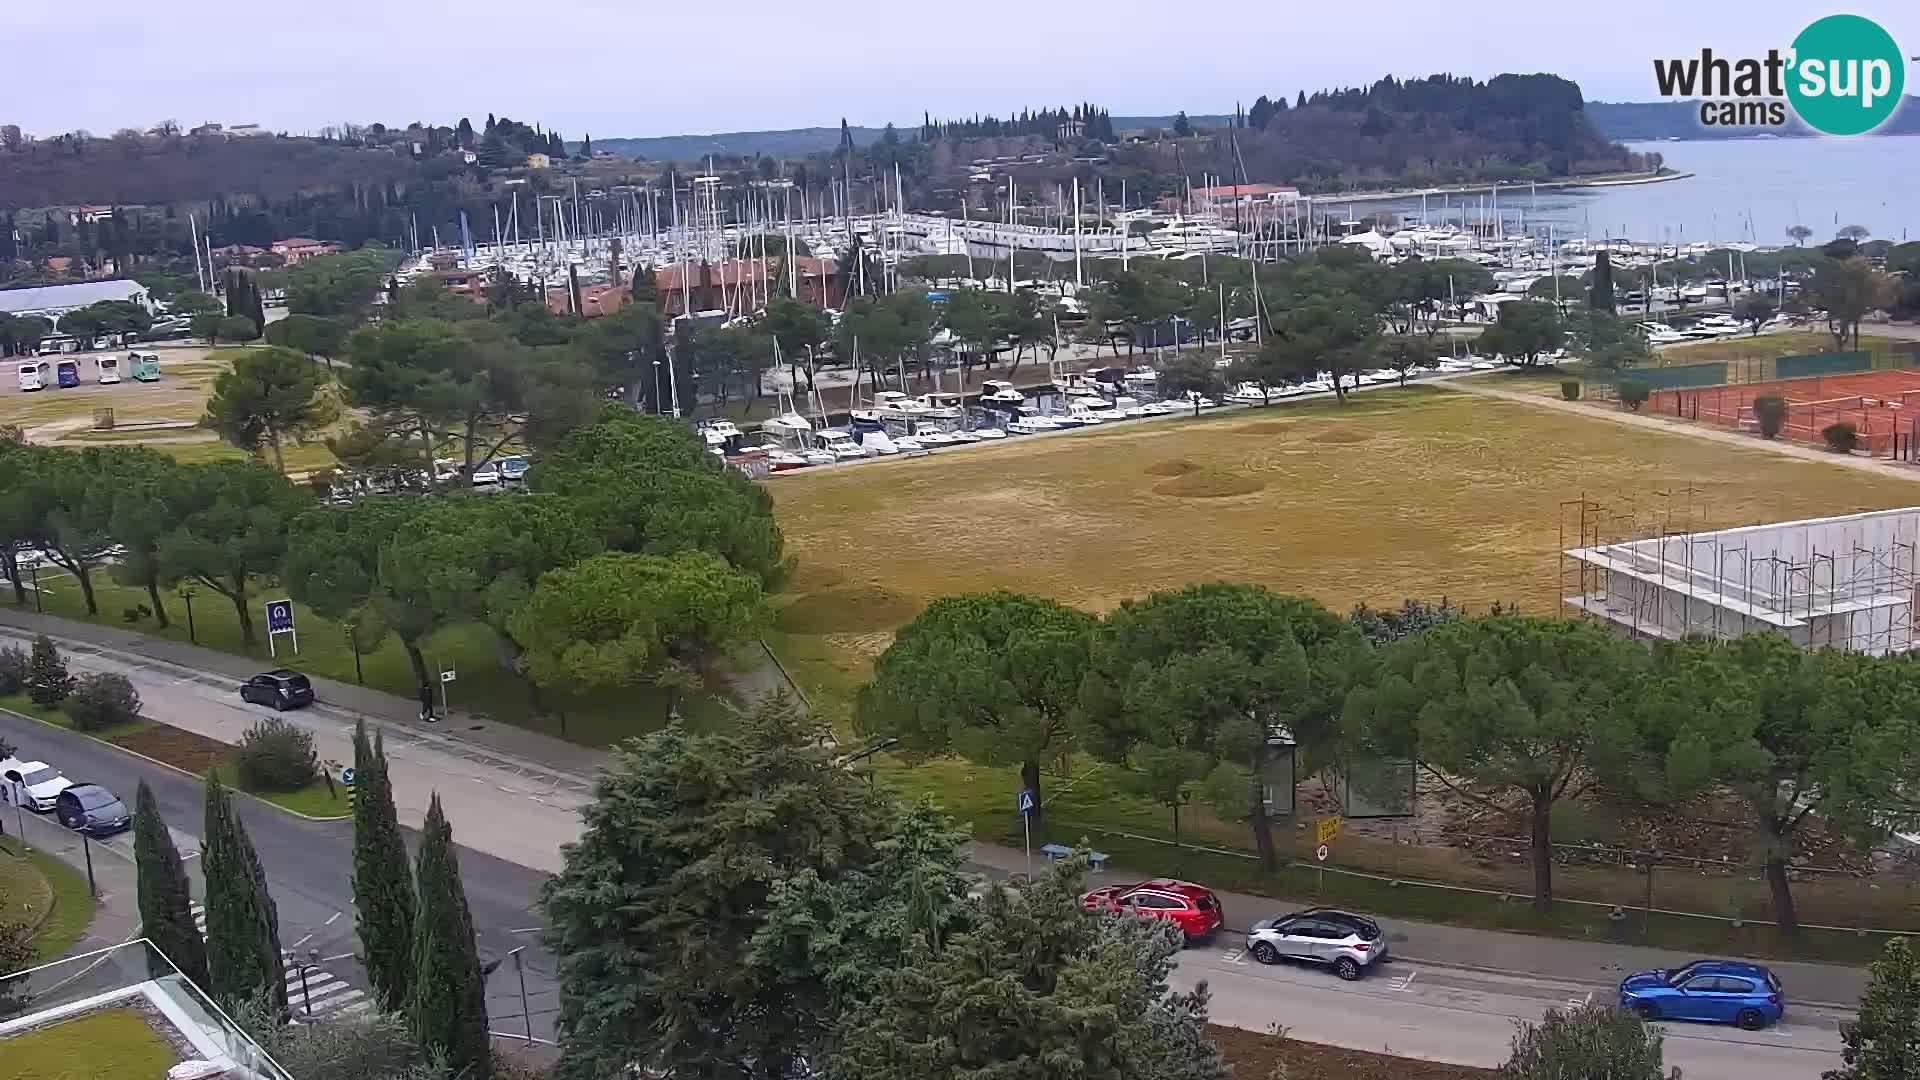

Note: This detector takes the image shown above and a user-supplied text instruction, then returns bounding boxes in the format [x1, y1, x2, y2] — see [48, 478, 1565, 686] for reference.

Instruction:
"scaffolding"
[1559, 500, 1920, 656]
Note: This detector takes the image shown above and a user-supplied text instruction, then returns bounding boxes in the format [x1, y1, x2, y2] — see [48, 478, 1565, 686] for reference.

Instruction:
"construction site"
[1648, 368, 1920, 458]
[1561, 497, 1920, 656]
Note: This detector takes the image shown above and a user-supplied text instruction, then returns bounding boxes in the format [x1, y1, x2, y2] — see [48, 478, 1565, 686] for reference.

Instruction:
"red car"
[1080, 878, 1224, 942]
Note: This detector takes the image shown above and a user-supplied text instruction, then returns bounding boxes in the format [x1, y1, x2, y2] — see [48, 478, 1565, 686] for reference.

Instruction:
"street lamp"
[28, 561, 41, 613]
[342, 620, 364, 684]
[652, 359, 662, 415]
[175, 584, 197, 644]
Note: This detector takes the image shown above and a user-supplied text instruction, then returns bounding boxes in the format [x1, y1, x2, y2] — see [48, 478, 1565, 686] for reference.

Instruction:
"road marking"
[323, 911, 342, 927]
[508, 926, 546, 934]
[1219, 948, 1247, 965]
[1393, 971, 1418, 992]
[1565, 992, 1592, 1010]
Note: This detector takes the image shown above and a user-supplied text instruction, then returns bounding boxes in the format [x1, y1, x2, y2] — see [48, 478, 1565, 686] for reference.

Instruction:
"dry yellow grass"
[770, 387, 1920, 681]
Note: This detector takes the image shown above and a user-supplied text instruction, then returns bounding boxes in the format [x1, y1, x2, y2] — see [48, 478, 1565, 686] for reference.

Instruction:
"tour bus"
[55, 359, 81, 388]
[16, 362, 44, 391]
[96, 354, 122, 384]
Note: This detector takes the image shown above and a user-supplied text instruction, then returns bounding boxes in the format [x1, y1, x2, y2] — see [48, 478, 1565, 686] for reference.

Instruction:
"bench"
[1038, 844, 1109, 871]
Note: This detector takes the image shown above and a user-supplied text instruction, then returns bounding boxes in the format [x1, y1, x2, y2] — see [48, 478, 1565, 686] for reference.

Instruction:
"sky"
[10, 2, 1918, 140]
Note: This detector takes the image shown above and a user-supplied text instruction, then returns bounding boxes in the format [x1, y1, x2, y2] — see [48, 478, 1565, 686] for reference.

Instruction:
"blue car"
[1618, 959, 1783, 1030]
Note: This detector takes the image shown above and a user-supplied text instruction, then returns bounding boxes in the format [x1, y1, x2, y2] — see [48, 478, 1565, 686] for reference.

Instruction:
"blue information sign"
[1017, 789, 1037, 816]
[265, 600, 295, 633]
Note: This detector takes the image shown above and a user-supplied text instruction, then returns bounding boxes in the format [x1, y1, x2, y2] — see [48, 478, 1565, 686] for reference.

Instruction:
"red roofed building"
[270, 237, 342, 265]
[653, 256, 842, 315]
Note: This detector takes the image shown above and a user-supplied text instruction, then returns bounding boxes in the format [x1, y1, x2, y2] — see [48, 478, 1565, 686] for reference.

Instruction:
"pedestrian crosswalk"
[189, 903, 371, 1020]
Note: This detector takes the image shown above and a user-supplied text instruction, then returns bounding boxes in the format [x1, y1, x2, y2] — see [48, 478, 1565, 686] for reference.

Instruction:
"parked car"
[1080, 878, 1224, 943]
[1245, 907, 1387, 981]
[498, 455, 530, 482]
[0, 758, 73, 811]
[471, 462, 502, 485]
[54, 783, 132, 836]
[1618, 960, 1784, 1030]
[239, 669, 315, 711]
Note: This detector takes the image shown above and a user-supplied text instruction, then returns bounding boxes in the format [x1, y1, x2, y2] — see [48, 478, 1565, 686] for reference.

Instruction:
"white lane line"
[323, 911, 342, 927]
[1393, 970, 1418, 992]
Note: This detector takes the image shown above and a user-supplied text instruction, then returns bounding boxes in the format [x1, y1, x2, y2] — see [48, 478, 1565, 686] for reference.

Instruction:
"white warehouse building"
[1563, 506, 1920, 656]
[0, 279, 155, 323]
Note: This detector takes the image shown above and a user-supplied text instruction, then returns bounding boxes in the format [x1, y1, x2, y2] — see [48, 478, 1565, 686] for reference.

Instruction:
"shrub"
[62, 672, 143, 732]
[1503, 1004, 1669, 1079]
[1560, 380, 1582, 401]
[1753, 394, 1789, 439]
[0, 645, 28, 696]
[1824, 421, 1859, 453]
[1617, 379, 1650, 412]
[235, 717, 318, 792]
[25, 635, 74, 709]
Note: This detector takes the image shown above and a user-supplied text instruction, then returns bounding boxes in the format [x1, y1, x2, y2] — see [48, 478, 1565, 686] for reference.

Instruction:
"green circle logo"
[1787, 15, 1905, 135]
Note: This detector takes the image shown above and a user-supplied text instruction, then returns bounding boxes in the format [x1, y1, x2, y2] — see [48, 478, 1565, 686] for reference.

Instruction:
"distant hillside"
[588, 126, 890, 160]
[1586, 97, 1920, 140]
[589, 115, 1248, 161]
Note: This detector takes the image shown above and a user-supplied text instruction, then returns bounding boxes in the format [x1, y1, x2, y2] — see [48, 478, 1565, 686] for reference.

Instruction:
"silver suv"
[1245, 907, 1387, 981]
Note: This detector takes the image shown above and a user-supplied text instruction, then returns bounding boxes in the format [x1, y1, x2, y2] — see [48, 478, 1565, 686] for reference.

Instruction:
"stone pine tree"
[351, 722, 415, 1015]
[410, 795, 490, 1079]
[132, 781, 208, 986]
[202, 772, 287, 1014]
[1828, 936, 1920, 1080]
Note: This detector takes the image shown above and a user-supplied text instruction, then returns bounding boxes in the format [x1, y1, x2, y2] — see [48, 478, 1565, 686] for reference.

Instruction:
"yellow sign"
[1315, 816, 1341, 846]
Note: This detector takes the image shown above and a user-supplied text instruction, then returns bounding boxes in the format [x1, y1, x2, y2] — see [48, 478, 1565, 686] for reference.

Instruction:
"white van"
[0, 757, 73, 811]
[17, 362, 44, 392]
[96, 354, 122, 384]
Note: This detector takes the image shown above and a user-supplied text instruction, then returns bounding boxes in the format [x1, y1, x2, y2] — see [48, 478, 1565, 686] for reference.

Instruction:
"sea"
[1349, 135, 1920, 248]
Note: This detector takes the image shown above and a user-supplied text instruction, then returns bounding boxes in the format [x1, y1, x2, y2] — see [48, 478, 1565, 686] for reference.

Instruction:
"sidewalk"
[0, 606, 609, 779]
[965, 839, 1870, 1008]
[6, 806, 139, 959]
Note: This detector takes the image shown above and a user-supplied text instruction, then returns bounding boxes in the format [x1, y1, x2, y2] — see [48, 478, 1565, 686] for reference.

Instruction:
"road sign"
[1017, 789, 1037, 816]
[1315, 815, 1341, 846]
[440, 669, 457, 684]
[338, 766, 355, 786]
[264, 599, 298, 657]
[1315, 844, 1330, 862]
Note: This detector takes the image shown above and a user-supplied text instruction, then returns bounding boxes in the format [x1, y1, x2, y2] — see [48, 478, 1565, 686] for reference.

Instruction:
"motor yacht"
[981, 380, 1025, 405]
[814, 430, 867, 461]
[1006, 411, 1061, 434]
[861, 431, 900, 455]
[766, 449, 811, 472]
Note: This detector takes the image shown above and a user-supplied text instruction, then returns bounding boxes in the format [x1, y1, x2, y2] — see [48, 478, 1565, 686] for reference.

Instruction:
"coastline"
[1307, 169, 1690, 205]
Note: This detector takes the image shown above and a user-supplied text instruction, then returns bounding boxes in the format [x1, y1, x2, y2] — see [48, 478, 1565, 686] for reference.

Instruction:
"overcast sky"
[11, 2, 1917, 139]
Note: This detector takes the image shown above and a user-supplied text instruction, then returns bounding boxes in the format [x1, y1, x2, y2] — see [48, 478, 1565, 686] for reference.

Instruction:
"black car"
[55, 783, 131, 836]
[240, 669, 315, 710]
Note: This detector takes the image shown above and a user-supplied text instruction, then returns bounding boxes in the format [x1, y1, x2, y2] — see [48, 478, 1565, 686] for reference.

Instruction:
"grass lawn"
[17, 573, 737, 751]
[0, 1006, 180, 1080]
[768, 386, 1920, 961]
[0, 693, 152, 740]
[0, 838, 96, 961]
[209, 762, 351, 819]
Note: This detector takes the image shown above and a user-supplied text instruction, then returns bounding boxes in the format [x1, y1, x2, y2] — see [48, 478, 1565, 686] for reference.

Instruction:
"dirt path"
[1447, 377, 1920, 484]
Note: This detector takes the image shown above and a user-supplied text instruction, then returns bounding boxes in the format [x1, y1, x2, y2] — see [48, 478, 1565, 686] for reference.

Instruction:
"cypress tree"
[1590, 251, 1617, 313]
[202, 772, 287, 1014]
[133, 781, 209, 986]
[411, 795, 490, 1079]
[353, 723, 416, 1014]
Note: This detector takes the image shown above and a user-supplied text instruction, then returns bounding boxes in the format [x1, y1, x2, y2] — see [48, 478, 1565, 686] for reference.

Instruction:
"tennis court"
[1650, 369, 1920, 457]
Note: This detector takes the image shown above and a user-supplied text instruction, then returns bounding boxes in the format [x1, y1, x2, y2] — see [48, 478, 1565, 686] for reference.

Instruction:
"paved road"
[1181, 937, 1844, 1077]
[0, 618, 1862, 1074]
[0, 702, 561, 1045]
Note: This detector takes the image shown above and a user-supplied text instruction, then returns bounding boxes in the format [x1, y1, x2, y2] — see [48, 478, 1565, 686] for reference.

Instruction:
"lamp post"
[343, 620, 364, 684]
[652, 359, 662, 415]
[508, 945, 534, 1044]
[29, 561, 41, 613]
[176, 584, 197, 644]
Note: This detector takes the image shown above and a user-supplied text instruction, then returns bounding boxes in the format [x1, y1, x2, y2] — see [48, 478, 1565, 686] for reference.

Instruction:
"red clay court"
[1650, 369, 1920, 457]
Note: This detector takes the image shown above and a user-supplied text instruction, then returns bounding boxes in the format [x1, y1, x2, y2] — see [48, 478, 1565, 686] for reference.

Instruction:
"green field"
[0, 837, 96, 961]
[765, 386, 1920, 958]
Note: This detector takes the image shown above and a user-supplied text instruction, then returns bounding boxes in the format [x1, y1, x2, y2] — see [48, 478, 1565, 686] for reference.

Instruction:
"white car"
[1, 758, 73, 812]
[471, 462, 502, 485]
